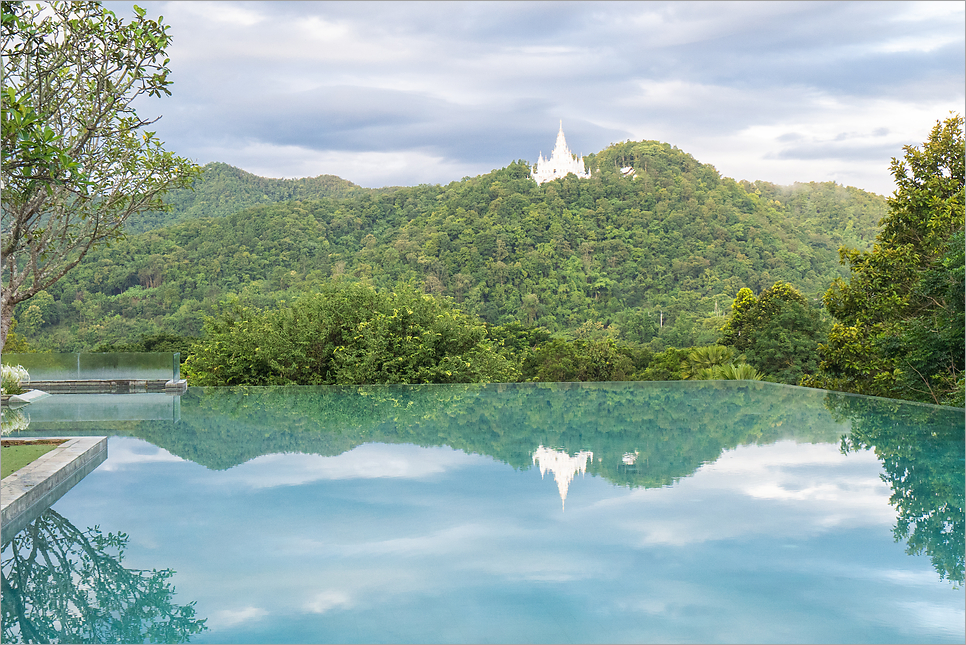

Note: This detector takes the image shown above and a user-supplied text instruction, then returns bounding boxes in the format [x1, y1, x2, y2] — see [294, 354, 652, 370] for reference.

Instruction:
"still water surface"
[2, 381, 964, 643]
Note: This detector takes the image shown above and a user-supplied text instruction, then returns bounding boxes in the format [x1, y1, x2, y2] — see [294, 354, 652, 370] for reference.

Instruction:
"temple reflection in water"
[532, 445, 594, 510]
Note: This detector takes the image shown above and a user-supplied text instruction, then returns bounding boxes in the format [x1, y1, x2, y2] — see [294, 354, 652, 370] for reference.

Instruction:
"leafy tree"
[521, 337, 649, 382]
[745, 306, 824, 383]
[184, 283, 517, 386]
[805, 115, 965, 405]
[0, 1, 199, 350]
[613, 307, 659, 344]
[884, 229, 965, 406]
[93, 331, 200, 363]
[721, 281, 825, 384]
[830, 392, 965, 585]
[720, 288, 757, 351]
[636, 347, 690, 381]
[1, 509, 207, 643]
[751, 179, 887, 250]
[680, 345, 764, 381]
[711, 362, 763, 381]
[486, 321, 553, 355]
[13, 289, 52, 337]
[682, 345, 736, 379]
[485, 321, 552, 375]
[1, 318, 29, 352]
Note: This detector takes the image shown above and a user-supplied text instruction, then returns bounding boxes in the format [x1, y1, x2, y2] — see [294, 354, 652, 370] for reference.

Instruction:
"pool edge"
[1, 436, 107, 543]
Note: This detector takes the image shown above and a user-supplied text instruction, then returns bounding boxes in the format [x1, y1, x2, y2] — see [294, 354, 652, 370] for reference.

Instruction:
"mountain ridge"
[130, 142, 888, 238]
[126, 162, 369, 232]
[21, 138, 888, 351]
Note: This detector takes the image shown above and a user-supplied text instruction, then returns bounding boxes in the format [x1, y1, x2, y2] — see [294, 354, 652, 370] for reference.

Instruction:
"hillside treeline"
[124, 162, 368, 233]
[18, 140, 886, 354]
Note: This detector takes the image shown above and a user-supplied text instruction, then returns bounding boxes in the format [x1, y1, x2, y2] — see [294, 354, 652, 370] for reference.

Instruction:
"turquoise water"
[2, 381, 964, 643]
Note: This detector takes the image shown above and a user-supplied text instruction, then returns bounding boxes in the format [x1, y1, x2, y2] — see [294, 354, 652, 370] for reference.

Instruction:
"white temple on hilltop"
[531, 122, 591, 185]
[532, 445, 594, 511]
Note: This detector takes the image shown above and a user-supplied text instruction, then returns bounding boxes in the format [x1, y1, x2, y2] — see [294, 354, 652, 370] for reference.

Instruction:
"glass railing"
[1, 353, 180, 382]
[19, 392, 181, 425]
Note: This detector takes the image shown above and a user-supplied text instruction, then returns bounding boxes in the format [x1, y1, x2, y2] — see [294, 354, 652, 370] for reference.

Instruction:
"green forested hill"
[124, 161, 367, 232]
[21, 140, 887, 351]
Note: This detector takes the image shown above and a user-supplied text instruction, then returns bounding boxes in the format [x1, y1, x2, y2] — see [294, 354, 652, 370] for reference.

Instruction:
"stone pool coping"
[28, 379, 187, 394]
[1, 389, 51, 407]
[1, 436, 107, 543]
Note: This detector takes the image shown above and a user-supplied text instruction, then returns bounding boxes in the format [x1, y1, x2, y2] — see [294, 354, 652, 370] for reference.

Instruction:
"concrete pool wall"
[1, 436, 107, 543]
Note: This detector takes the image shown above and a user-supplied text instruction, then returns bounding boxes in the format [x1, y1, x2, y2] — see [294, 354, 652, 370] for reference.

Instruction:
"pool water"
[2, 381, 964, 643]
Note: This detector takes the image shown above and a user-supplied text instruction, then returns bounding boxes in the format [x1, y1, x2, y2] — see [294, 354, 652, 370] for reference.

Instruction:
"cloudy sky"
[106, 1, 964, 195]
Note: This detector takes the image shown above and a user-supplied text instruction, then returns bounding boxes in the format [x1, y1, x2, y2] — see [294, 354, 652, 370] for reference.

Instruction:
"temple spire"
[532, 121, 590, 185]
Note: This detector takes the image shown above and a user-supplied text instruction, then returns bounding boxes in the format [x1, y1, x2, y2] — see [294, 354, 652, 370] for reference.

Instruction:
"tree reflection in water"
[830, 392, 966, 586]
[1, 509, 207, 643]
[10, 381, 962, 610]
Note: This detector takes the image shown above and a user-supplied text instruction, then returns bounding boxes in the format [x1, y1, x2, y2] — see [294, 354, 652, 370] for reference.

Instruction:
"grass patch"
[1, 440, 65, 478]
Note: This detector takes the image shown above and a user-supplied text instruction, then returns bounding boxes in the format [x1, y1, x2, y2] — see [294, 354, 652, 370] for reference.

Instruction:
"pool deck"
[1, 436, 107, 543]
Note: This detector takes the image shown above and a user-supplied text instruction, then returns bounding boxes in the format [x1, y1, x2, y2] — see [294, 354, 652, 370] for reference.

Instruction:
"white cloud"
[98, 439, 185, 471]
[277, 522, 524, 562]
[584, 441, 894, 546]
[208, 606, 268, 629]
[622, 2, 800, 49]
[195, 142, 491, 187]
[894, 600, 966, 639]
[294, 15, 353, 45]
[169, 2, 265, 28]
[304, 590, 353, 614]
[887, 1, 965, 24]
[209, 443, 478, 489]
[871, 34, 963, 55]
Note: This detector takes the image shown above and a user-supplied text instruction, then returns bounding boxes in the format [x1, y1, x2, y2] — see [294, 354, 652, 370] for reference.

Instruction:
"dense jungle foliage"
[183, 282, 517, 386]
[16, 140, 885, 360]
[124, 162, 367, 233]
[803, 115, 965, 406]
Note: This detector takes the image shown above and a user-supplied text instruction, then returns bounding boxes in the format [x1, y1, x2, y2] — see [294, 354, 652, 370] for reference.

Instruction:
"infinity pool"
[2, 381, 963, 643]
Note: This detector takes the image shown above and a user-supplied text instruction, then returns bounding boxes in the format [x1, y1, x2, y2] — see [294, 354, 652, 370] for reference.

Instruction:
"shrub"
[184, 283, 517, 386]
[1, 364, 30, 395]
